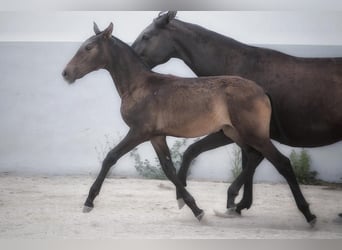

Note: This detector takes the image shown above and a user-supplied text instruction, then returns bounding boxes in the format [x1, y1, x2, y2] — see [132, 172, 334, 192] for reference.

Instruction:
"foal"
[62, 23, 316, 224]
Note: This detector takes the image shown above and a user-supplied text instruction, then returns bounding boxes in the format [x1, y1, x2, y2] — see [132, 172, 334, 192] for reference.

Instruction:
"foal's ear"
[102, 22, 114, 39]
[155, 11, 177, 27]
[93, 22, 101, 35]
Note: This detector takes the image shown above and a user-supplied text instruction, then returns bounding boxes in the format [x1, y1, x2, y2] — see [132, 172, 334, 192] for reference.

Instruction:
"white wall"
[0, 12, 342, 182]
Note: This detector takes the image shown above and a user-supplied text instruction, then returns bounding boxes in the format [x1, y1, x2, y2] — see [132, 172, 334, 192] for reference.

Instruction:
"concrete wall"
[0, 11, 342, 182]
[0, 41, 342, 182]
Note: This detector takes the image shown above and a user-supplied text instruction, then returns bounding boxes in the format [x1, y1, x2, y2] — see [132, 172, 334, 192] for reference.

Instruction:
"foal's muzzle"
[62, 69, 75, 84]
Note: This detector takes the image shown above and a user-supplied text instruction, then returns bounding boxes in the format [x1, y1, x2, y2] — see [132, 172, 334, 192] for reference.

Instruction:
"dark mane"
[111, 36, 150, 70]
[171, 19, 342, 62]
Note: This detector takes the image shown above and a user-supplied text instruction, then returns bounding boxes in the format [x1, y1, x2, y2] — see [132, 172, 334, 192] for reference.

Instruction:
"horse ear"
[167, 11, 177, 20]
[93, 22, 101, 35]
[103, 22, 114, 39]
[155, 10, 177, 27]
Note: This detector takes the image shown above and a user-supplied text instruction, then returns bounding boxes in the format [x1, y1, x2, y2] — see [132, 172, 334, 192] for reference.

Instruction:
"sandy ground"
[0, 174, 342, 239]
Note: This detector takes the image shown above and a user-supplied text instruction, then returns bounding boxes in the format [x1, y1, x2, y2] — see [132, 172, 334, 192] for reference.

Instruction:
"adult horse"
[132, 11, 342, 217]
[62, 22, 316, 224]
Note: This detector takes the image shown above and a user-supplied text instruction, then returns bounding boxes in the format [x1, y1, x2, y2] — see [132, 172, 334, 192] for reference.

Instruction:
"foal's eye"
[85, 45, 93, 51]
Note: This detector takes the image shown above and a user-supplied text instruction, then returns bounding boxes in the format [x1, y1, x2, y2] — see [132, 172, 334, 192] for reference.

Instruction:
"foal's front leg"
[83, 129, 147, 212]
[151, 136, 204, 221]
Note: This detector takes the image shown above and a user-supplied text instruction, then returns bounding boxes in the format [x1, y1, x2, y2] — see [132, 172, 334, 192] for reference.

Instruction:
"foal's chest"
[120, 93, 154, 127]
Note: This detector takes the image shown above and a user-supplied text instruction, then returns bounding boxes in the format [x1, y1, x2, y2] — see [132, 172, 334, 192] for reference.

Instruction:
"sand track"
[0, 175, 341, 239]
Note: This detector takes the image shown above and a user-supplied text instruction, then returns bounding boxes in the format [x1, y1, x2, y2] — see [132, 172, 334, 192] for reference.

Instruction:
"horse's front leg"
[83, 129, 147, 212]
[151, 136, 204, 221]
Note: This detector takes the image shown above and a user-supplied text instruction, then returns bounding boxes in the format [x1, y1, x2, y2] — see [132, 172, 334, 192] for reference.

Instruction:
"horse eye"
[85, 45, 93, 51]
[142, 35, 150, 41]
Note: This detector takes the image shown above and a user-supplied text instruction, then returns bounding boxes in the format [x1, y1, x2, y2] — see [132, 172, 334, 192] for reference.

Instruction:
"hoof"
[214, 208, 241, 218]
[177, 198, 185, 210]
[309, 217, 317, 228]
[83, 205, 93, 213]
[333, 215, 342, 224]
[196, 211, 205, 221]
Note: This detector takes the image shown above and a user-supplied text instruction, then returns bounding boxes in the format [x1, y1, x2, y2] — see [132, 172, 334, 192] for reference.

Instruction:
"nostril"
[62, 70, 68, 77]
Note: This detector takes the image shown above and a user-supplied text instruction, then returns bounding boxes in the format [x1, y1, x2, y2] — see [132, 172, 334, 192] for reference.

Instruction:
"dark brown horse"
[132, 11, 342, 217]
[62, 23, 316, 224]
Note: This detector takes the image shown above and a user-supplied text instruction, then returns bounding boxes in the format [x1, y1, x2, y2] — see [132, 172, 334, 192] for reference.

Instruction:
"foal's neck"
[170, 20, 249, 76]
[106, 37, 150, 97]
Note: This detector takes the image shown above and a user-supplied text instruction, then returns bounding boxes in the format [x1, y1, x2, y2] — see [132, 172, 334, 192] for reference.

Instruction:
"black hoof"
[196, 211, 205, 221]
[83, 205, 93, 213]
[235, 208, 242, 215]
[83, 201, 94, 213]
[308, 215, 317, 228]
[333, 214, 342, 224]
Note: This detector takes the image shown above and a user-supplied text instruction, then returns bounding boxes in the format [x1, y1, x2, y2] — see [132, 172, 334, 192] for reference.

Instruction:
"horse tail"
[265, 92, 288, 143]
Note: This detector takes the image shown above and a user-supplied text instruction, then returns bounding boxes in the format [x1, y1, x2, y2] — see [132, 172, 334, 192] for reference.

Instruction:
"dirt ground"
[0, 174, 342, 239]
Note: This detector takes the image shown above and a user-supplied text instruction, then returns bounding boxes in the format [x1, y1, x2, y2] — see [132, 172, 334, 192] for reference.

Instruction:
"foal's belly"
[159, 107, 231, 138]
[165, 119, 223, 138]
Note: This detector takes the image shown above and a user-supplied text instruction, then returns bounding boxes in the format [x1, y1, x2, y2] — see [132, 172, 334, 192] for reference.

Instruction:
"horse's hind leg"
[151, 136, 204, 221]
[84, 129, 146, 212]
[253, 139, 316, 225]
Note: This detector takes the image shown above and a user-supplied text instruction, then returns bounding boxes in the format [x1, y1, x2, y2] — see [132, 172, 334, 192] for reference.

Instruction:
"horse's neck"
[106, 38, 149, 97]
[171, 20, 249, 76]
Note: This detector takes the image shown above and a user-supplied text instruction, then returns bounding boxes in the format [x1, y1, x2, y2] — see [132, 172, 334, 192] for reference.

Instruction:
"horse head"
[62, 22, 114, 84]
[132, 11, 177, 68]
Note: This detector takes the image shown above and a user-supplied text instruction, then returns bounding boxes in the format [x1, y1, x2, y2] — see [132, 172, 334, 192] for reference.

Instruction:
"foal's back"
[141, 73, 269, 138]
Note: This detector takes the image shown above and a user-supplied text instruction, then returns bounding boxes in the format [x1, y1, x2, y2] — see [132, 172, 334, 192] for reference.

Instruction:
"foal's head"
[62, 23, 114, 84]
[132, 11, 177, 68]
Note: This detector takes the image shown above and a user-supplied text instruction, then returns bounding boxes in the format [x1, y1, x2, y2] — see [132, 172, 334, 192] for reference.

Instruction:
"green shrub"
[230, 145, 242, 181]
[289, 149, 318, 185]
[95, 136, 197, 180]
[130, 138, 190, 179]
[129, 147, 166, 179]
[94, 134, 120, 165]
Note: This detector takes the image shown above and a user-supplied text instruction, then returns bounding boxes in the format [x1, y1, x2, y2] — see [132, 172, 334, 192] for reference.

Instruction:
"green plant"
[94, 134, 119, 165]
[230, 145, 242, 181]
[289, 149, 318, 185]
[129, 147, 166, 179]
[95, 136, 197, 180]
[130, 138, 191, 179]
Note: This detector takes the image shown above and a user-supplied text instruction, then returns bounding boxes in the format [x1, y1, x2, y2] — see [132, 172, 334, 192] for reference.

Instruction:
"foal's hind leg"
[178, 131, 233, 187]
[176, 131, 233, 207]
[253, 139, 316, 225]
[226, 147, 264, 213]
[151, 136, 204, 221]
[84, 130, 146, 212]
[235, 149, 264, 214]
